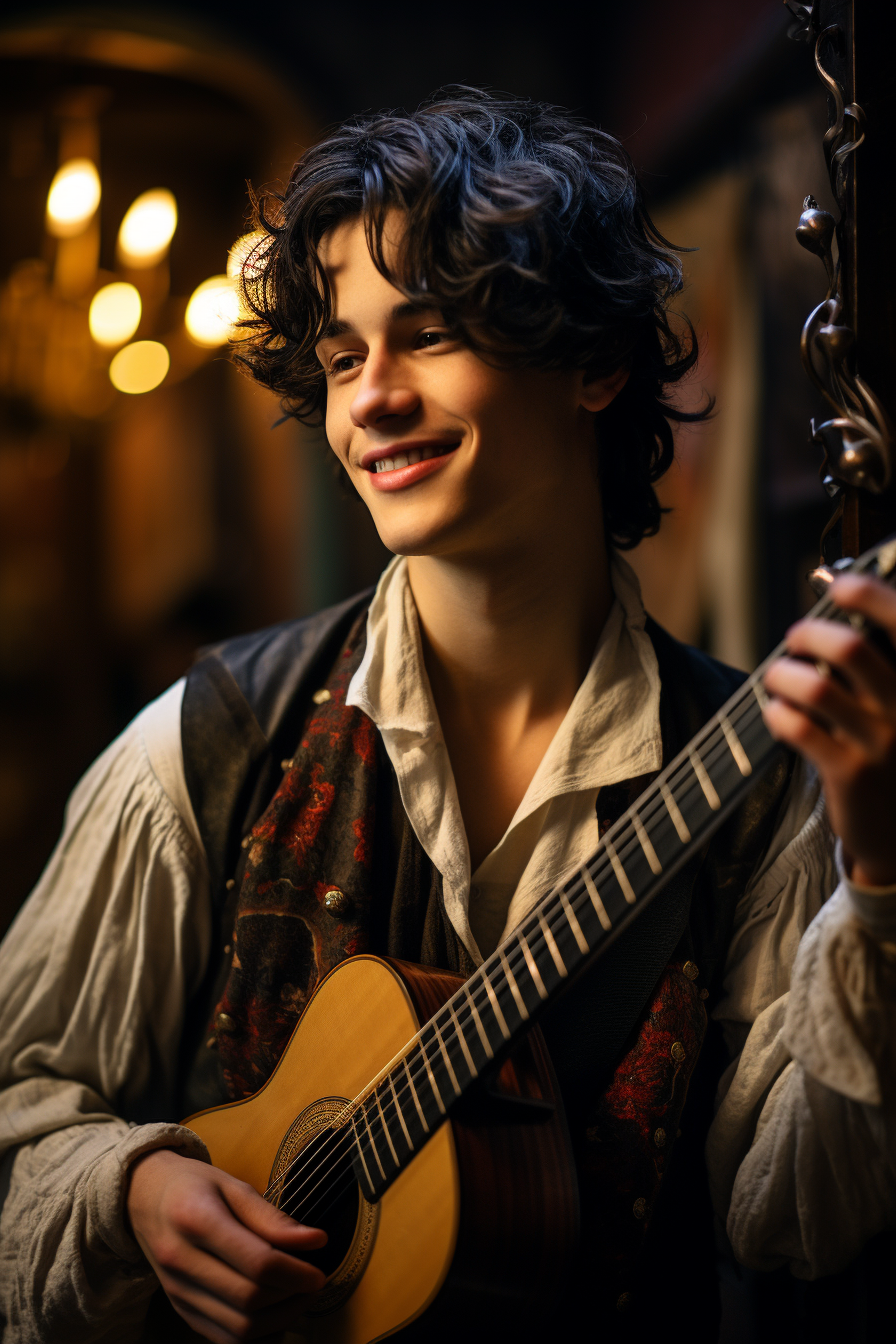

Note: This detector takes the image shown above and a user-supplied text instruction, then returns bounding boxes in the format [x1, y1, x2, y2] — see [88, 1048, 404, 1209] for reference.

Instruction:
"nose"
[349, 351, 420, 429]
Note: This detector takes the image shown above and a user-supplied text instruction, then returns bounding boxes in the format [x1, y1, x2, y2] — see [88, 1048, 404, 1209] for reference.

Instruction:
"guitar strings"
[270, 692, 774, 1223]
[270, 694, 775, 1228]
[269, 673, 785, 1218]
[288, 697, 777, 1234]
[264, 680, 775, 1215]
[265, 671, 789, 1214]
[265, 576, 866, 1215]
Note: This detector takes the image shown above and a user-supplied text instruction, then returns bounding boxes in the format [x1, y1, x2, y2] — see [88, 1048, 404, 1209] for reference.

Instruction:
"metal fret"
[581, 865, 612, 930]
[431, 1019, 461, 1097]
[519, 931, 549, 1000]
[538, 910, 568, 977]
[559, 887, 589, 954]
[464, 983, 494, 1058]
[483, 972, 511, 1041]
[403, 1055, 430, 1133]
[447, 999, 478, 1077]
[388, 1073, 413, 1151]
[420, 1044, 446, 1115]
[752, 679, 770, 710]
[499, 948, 530, 1019]
[375, 1088, 399, 1166]
[352, 1113, 375, 1190]
[631, 810, 662, 875]
[720, 714, 752, 777]
[688, 745, 721, 811]
[604, 835, 637, 905]
[659, 779, 691, 842]
[360, 1103, 386, 1181]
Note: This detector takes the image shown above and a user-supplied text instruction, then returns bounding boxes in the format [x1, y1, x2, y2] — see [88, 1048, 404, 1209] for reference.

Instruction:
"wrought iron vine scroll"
[786, 1, 893, 500]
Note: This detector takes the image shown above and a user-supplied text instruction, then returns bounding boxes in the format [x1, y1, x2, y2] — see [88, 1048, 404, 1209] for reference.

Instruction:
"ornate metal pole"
[786, 0, 895, 559]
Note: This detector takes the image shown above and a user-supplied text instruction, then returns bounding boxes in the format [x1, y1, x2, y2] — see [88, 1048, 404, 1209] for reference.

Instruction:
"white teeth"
[373, 444, 456, 472]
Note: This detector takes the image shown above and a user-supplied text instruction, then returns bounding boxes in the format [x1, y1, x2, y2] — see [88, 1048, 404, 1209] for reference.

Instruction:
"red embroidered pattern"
[213, 628, 378, 1100]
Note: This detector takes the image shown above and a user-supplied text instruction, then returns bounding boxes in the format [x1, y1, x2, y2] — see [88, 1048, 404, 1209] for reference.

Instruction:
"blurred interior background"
[0, 0, 838, 934]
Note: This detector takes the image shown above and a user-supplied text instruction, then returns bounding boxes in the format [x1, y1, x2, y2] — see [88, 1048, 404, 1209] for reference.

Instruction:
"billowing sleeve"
[0, 682, 212, 1342]
[706, 759, 896, 1278]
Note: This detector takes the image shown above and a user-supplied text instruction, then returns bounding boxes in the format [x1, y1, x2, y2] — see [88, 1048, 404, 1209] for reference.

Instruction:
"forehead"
[317, 215, 370, 275]
[316, 214, 434, 334]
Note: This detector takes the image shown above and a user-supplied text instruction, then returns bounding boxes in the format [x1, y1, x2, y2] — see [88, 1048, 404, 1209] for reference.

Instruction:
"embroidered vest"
[176, 595, 794, 1335]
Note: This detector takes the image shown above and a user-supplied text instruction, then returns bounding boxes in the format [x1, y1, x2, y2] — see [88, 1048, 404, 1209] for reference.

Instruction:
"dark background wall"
[0, 0, 838, 933]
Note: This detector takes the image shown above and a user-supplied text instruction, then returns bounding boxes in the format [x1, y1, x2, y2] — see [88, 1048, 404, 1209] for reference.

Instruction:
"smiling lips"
[365, 441, 459, 492]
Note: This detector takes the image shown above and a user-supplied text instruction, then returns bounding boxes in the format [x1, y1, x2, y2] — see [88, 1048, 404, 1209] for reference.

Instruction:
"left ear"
[578, 365, 630, 413]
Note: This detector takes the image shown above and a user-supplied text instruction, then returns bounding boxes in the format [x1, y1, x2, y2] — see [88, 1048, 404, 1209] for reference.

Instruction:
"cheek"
[324, 394, 350, 464]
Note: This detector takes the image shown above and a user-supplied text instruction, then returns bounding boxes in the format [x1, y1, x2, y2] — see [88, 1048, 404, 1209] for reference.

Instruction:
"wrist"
[126, 1147, 185, 1224]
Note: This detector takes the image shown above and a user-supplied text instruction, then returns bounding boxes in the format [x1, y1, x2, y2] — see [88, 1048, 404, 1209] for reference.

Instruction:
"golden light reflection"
[117, 189, 178, 267]
[46, 159, 101, 237]
[109, 340, 170, 394]
[185, 275, 239, 346]
[227, 230, 268, 281]
[88, 282, 142, 347]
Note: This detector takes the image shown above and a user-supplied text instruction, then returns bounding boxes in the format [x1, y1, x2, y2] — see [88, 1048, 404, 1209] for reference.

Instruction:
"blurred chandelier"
[0, 137, 263, 418]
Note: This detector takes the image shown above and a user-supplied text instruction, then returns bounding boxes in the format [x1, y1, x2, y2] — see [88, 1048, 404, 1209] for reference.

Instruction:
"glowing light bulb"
[227, 230, 269, 281]
[118, 189, 178, 267]
[89, 282, 142, 347]
[109, 340, 170, 394]
[46, 159, 101, 237]
[185, 275, 240, 347]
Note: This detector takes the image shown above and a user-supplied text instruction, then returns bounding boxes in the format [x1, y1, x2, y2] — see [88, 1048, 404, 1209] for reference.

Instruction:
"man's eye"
[416, 330, 449, 348]
[330, 354, 361, 374]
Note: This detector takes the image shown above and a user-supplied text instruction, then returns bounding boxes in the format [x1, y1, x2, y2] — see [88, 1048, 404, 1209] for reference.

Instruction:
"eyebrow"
[317, 300, 440, 343]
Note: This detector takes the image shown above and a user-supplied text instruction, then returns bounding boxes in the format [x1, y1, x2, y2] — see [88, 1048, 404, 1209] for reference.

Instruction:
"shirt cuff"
[837, 839, 896, 942]
[98, 1121, 211, 1263]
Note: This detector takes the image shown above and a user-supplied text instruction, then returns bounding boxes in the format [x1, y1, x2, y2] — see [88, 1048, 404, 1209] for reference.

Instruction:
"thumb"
[218, 1174, 328, 1249]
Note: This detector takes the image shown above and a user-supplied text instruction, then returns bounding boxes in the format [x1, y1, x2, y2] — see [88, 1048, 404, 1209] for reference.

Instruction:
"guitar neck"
[346, 539, 896, 1203]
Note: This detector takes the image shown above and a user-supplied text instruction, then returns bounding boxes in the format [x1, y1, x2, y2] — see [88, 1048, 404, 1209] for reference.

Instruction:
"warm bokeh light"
[227, 230, 268, 281]
[117, 189, 178, 266]
[46, 159, 101, 237]
[185, 275, 240, 346]
[88, 282, 142, 347]
[108, 340, 170, 394]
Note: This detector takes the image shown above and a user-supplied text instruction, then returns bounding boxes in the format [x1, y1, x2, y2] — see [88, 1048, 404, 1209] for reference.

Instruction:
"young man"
[1, 90, 895, 1344]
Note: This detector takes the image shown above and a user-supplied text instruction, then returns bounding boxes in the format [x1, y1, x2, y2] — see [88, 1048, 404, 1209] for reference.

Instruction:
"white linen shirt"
[345, 553, 662, 961]
[1, 556, 896, 1343]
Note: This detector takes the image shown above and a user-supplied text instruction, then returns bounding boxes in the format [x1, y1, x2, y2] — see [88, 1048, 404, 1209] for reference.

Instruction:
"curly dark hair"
[235, 87, 708, 548]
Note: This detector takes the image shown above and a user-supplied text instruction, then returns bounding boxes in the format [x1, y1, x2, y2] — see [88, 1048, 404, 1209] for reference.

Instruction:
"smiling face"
[316, 215, 618, 563]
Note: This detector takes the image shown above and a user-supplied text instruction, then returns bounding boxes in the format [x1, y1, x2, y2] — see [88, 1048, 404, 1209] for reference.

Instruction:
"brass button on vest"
[653, 1127, 667, 1148]
[632, 1197, 647, 1219]
[671, 1040, 686, 1063]
[683, 960, 699, 980]
[323, 886, 350, 915]
[215, 1012, 237, 1034]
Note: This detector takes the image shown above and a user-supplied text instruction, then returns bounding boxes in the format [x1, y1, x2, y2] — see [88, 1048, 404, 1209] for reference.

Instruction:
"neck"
[406, 495, 613, 719]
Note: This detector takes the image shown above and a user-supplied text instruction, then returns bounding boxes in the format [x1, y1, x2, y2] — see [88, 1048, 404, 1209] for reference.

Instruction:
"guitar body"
[183, 955, 579, 1343]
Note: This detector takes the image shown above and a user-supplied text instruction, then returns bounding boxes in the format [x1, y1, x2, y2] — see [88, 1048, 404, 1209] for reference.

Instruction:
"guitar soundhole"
[268, 1096, 380, 1313]
[277, 1124, 361, 1275]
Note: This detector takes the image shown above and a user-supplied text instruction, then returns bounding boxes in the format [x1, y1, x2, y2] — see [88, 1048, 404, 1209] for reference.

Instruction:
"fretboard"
[345, 538, 896, 1202]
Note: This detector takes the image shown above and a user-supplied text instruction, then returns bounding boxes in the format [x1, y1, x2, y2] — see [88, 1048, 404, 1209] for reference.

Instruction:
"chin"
[368, 504, 468, 560]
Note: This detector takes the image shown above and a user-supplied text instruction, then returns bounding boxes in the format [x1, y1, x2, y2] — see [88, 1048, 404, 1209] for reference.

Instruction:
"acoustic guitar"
[183, 537, 896, 1342]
